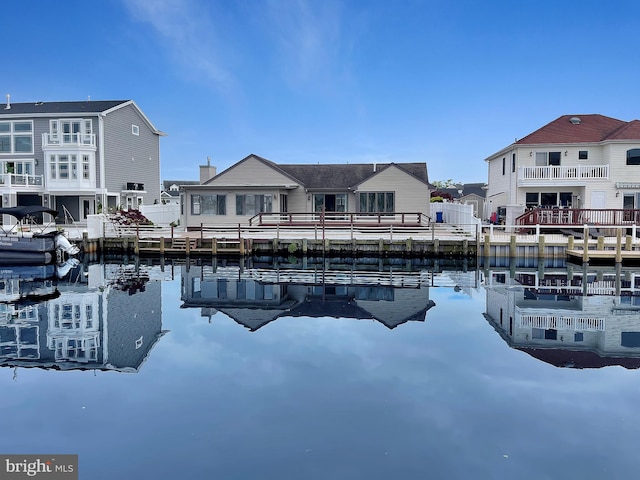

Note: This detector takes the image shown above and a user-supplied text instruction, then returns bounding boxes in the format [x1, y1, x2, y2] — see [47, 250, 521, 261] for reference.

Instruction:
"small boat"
[0, 206, 80, 265]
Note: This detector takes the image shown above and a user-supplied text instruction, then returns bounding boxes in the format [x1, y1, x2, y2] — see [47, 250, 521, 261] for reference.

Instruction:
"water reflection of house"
[0, 264, 167, 372]
[484, 266, 640, 369]
[181, 265, 435, 330]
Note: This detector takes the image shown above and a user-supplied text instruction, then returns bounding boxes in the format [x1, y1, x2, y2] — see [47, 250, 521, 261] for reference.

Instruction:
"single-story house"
[179, 154, 430, 227]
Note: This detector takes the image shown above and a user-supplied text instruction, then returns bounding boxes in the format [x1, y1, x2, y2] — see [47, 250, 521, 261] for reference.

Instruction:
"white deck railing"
[41, 133, 96, 147]
[518, 164, 609, 183]
[0, 173, 43, 187]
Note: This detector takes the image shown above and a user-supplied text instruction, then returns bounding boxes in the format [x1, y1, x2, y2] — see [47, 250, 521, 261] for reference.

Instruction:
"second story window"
[627, 149, 640, 166]
[0, 121, 33, 154]
[48, 119, 93, 145]
[535, 151, 561, 166]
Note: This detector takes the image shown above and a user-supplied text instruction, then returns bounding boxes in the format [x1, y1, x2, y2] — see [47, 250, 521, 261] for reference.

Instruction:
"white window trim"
[132, 124, 140, 136]
[0, 120, 34, 154]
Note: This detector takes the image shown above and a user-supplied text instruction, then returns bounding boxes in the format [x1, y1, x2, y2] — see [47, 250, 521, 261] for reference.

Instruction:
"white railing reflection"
[519, 314, 605, 331]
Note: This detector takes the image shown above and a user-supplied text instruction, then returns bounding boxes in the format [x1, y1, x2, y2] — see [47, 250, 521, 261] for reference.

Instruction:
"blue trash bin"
[436, 212, 443, 223]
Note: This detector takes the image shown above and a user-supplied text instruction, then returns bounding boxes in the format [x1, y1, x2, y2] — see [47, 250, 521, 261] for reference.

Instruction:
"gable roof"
[205, 154, 429, 190]
[515, 114, 631, 145]
[0, 99, 165, 136]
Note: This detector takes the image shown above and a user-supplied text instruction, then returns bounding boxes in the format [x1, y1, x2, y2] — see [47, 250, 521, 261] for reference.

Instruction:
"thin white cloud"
[262, 0, 347, 89]
[122, 0, 236, 95]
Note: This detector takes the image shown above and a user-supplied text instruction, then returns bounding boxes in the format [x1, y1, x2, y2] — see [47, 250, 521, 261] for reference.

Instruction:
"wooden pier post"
[185, 237, 191, 255]
[616, 229, 622, 264]
[434, 239, 440, 256]
[463, 239, 468, 257]
[597, 236, 605, 251]
[239, 238, 245, 256]
[302, 238, 308, 255]
[159, 237, 165, 255]
[538, 235, 545, 258]
[583, 228, 589, 263]
[626, 235, 633, 251]
[509, 235, 516, 258]
[134, 236, 139, 255]
[484, 234, 491, 258]
[211, 238, 217, 255]
[567, 235, 574, 250]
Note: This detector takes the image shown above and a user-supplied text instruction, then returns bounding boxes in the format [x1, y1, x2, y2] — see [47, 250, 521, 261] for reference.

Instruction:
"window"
[535, 151, 561, 166]
[574, 332, 584, 342]
[48, 119, 93, 145]
[191, 194, 226, 215]
[512, 153, 516, 173]
[502, 157, 505, 175]
[82, 155, 90, 179]
[627, 149, 640, 166]
[132, 124, 139, 136]
[2, 161, 33, 175]
[236, 194, 273, 215]
[0, 121, 33, 153]
[579, 150, 588, 160]
[359, 192, 394, 213]
[526, 192, 539, 208]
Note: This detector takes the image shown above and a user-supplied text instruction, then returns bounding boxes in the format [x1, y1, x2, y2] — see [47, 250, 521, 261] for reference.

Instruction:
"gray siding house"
[180, 154, 431, 228]
[0, 98, 164, 222]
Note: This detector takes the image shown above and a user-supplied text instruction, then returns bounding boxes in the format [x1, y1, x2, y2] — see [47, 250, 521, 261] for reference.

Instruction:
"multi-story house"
[0, 97, 164, 222]
[485, 114, 640, 223]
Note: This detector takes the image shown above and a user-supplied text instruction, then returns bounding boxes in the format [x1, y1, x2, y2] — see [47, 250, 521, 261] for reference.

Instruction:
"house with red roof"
[484, 114, 640, 222]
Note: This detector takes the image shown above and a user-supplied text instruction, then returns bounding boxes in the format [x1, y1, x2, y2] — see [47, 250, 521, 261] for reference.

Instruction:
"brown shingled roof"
[515, 114, 628, 145]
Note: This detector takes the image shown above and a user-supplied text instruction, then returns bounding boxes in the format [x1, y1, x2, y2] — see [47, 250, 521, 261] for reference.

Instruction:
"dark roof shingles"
[0, 100, 129, 115]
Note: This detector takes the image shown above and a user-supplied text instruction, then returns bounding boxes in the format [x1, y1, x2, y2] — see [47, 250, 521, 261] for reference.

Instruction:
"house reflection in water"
[0, 263, 168, 373]
[484, 264, 640, 369]
[180, 263, 435, 330]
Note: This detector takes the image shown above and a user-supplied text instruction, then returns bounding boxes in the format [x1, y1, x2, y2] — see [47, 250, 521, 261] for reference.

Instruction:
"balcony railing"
[518, 164, 609, 183]
[0, 173, 43, 188]
[42, 133, 96, 147]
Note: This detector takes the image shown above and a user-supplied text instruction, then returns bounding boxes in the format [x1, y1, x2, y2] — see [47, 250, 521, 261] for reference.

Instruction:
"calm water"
[1, 256, 640, 479]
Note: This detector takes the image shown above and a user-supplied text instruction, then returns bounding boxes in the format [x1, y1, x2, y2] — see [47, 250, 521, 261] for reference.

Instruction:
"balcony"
[42, 133, 96, 148]
[0, 173, 43, 189]
[517, 164, 609, 186]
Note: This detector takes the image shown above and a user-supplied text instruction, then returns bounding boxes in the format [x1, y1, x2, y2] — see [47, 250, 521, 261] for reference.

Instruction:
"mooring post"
[538, 235, 545, 258]
[509, 235, 516, 258]
[597, 236, 605, 251]
[484, 234, 491, 258]
[626, 235, 633, 251]
[616, 228, 622, 263]
[583, 225, 589, 263]
[567, 235, 574, 250]
[159, 237, 165, 255]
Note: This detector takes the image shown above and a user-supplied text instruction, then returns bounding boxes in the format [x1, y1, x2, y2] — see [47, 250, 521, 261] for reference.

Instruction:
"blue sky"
[4, 0, 640, 184]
